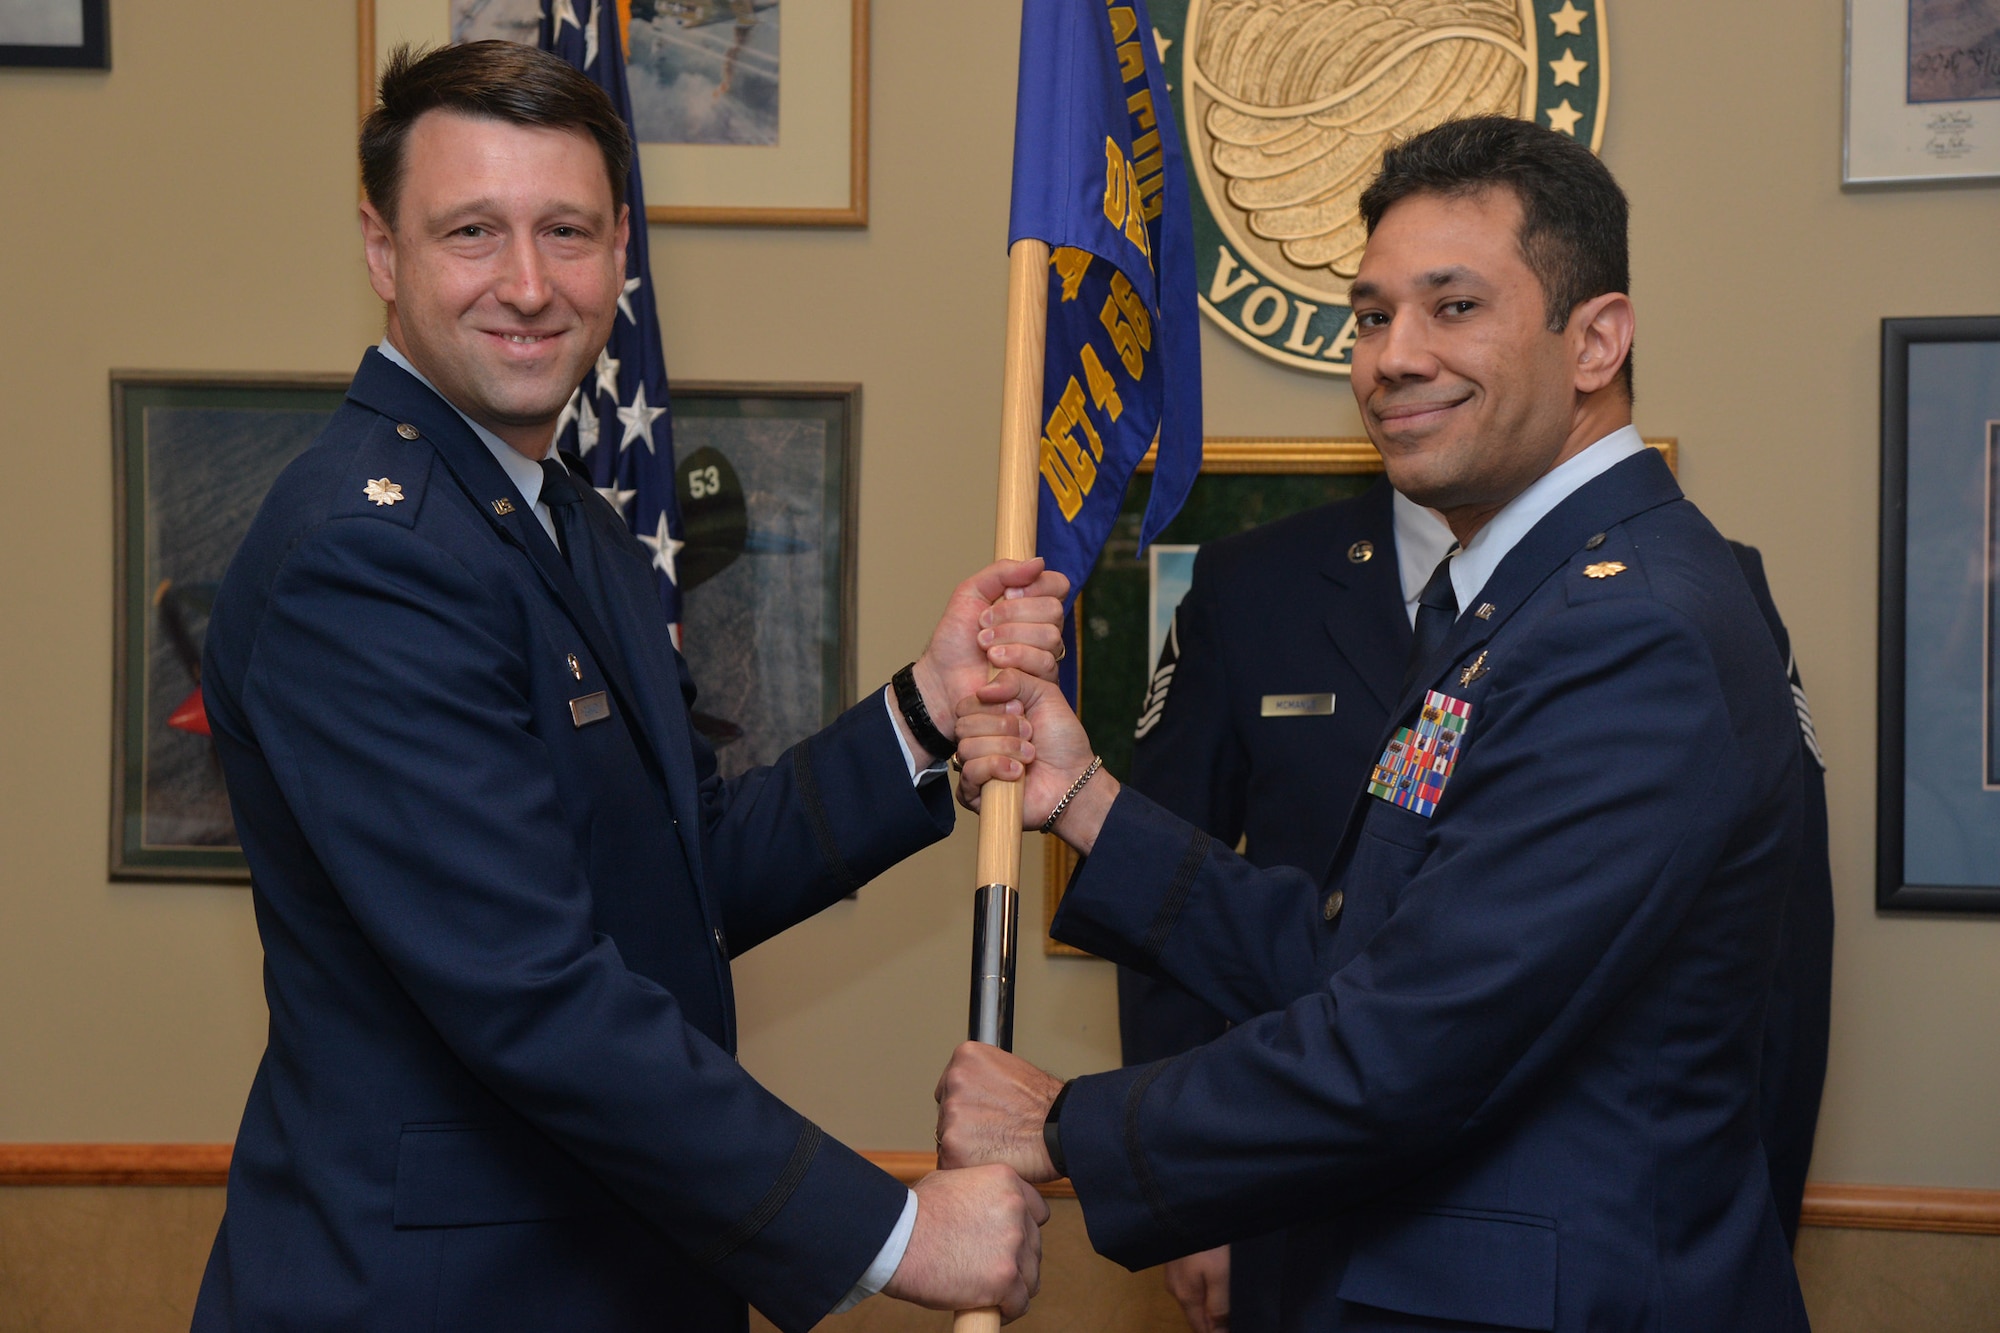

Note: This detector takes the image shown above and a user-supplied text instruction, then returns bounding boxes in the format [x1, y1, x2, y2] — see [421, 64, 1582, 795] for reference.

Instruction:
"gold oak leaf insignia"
[364, 477, 405, 506]
[1546, 99, 1584, 136]
[1584, 561, 1627, 579]
[1549, 49, 1587, 87]
[1550, 1, 1589, 38]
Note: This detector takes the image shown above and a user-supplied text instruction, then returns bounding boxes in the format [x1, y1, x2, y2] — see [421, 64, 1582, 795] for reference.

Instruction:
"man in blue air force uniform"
[196, 42, 1059, 1333]
[940, 117, 1814, 1330]
[1122, 495, 1831, 1330]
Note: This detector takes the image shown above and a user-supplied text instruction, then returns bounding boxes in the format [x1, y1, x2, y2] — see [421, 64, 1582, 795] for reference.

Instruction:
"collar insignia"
[1584, 561, 1627, 579]
[364, 477, 405, 507]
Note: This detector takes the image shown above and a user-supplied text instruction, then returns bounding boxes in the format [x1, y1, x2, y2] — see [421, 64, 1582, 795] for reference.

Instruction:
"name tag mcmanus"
[1261, 693, 1334, 717]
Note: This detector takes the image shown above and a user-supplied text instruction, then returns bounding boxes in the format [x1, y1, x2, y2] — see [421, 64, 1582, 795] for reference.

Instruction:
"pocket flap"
[393, 1122, 613, 1228]
[1337, 1208, 1557, 1330]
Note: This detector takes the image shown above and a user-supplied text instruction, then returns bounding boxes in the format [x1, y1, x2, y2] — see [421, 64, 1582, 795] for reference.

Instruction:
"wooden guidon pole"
[954, 237, 1050, 1333]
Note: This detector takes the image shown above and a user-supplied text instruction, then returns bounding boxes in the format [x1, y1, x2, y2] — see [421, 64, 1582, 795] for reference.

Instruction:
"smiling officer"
[940, 116, 1813, 1332]
[194, 41, 1061, 1333]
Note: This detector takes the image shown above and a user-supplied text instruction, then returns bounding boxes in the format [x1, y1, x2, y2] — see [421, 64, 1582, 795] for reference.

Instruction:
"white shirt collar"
[1391, 490, 1457, 628]
[1447, 423, 1646, 614]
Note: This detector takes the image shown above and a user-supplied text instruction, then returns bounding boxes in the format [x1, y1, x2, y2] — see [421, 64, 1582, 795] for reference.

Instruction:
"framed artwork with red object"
[110, 372, 348, 881]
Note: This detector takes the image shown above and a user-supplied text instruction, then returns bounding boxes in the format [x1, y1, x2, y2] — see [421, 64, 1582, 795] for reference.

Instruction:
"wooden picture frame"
[1844, 0, 2000, 186]
[110, 372, 350, 881]
[360, 0, 870, 226]
[1877, 316, 2000, 911]
[0, 0, 107, 68]
[1043, 435, 1679, 955]
[668, 381, 860, 779]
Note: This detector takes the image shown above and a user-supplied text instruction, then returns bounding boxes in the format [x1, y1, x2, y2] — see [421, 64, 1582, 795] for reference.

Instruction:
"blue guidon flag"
[1010, 0, 1204, 701]
[541, 1, 687, 645]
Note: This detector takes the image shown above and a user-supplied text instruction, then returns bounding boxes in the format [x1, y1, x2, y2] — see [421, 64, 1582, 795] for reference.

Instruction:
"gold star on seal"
[1546, 99, 1584, 136]
[1549, 48, 1587, 88]
[364, 477, 405, 507]
[1584, 561, 1627, 579]
[1550, 1, 1589, 37]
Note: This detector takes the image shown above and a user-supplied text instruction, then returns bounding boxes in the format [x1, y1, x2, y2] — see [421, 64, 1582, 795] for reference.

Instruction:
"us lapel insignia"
[492, 498, 517, 516]
[1459, 651, 1489, 686]
[1584, 561, 1627, 579]
[363, 477, 404, 506]
[1474, 602, 1496, 620]
[1347, 540, 1374, 563]
[1367, 689, 1472, 817]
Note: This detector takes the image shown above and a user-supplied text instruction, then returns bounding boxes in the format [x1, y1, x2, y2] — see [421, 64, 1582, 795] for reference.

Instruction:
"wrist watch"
[891, 662, 953, 760]
[1043, 1079, 1074, 1179]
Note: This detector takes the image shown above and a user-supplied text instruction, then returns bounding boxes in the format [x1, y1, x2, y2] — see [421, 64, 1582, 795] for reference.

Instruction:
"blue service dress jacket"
[1119, 482, 1832, 1254]
[195, 350, 948, 1333]
[1055, 449, 1812, 1331]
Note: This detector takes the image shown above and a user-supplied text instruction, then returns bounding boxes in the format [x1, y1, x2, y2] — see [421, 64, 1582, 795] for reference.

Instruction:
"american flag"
[540, 0, 686, 643]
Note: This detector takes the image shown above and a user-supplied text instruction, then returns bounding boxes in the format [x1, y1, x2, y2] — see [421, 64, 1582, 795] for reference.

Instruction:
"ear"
[1569, 291, 1634, 397]
[359, 201, 399, 306]
[614, 203, 631, 275]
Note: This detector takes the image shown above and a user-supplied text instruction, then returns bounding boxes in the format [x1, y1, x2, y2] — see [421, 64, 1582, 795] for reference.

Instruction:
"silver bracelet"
[1039, 755, 1104, 835]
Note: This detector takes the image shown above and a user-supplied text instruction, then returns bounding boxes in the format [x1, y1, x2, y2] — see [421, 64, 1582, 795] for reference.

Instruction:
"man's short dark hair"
[1359, 115, 1633, 398]
[361, 41, 632, 229]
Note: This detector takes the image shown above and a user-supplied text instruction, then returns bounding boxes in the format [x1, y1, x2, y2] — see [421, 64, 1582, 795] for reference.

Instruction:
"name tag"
[1261, 692, 1334, 717]
[569, 692, 610, 728]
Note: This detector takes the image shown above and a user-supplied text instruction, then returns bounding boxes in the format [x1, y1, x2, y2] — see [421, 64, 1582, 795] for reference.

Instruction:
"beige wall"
[2, 0, 1998, 1209]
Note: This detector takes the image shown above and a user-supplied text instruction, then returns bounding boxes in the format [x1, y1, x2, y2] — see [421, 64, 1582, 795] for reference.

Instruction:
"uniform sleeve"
[240, 517, 907, 1332]
[686, 659, 955, 957]
[1118, 556, 1247, 1063]
[1052, 597, 1796, 1268]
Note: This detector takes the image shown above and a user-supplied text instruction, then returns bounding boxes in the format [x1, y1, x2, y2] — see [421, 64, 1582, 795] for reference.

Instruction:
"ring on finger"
[1053, 639, 1067, 661]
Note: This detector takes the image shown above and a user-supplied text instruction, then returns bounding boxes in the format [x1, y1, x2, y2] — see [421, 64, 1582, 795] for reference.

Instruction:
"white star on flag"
[552, 0, 582, 40]
[576, 393, 600, 454]
[638, 511, 685, 584]
[597, 483, 637, 515]
[617, 275, 642, 324]
[594, 347, 621, 400]
[556, 387, 582, 437]
[618, 385, 667, 454]
[584, 0, 601, 67]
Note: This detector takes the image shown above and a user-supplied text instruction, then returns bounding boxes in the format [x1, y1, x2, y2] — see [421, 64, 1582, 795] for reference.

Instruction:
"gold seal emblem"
[1159, 0, 1610, 374]
[364, 477, 405, 506]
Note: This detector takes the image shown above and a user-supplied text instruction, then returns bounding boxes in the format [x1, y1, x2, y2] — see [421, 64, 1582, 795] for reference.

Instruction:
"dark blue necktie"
[538, 455, 583, 566]
[1401, 549, 1460, 698]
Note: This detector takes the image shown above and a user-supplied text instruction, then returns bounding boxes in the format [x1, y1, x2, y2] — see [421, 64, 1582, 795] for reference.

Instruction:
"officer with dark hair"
[941, 116, 1819, 1331]
[196, 40, 1062, 1333]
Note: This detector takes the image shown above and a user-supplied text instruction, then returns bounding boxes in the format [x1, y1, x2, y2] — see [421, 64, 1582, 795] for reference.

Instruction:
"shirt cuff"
[830, 1187, 919, 1314]
[884, 685, 950, 786]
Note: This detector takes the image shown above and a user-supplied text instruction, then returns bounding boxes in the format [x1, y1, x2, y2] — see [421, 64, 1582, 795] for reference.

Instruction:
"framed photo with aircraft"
[362, 0, 870, 224]
[0, 0, 108, 68]
[667, 382, 859, 781]
[110, 372, 349, 881]
[1877, 315, 2000, 911]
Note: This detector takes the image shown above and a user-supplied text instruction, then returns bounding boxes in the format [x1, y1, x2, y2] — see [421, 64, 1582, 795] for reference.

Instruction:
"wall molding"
[5, 1145, 1993, 1232]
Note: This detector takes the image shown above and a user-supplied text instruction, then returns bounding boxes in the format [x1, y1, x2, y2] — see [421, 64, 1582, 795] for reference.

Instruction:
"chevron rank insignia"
[1134, 613, 1180, 740]
[1368, 690, 1472, 817]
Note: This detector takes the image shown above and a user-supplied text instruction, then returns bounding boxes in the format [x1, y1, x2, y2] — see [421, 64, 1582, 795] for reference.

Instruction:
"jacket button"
[1322, 890, 1345, 922]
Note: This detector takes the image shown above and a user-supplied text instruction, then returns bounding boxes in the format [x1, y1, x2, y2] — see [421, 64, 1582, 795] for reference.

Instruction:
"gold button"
[1322, 889, 1345, 922]
[1348, 540, 1374, 564]
[396, 422, 420, 440]
[1584, 532, 1606, 550]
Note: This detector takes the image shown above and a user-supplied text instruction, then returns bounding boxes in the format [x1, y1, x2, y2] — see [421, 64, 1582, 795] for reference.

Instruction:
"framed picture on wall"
[110, 373, 350, 881]
[0, 0, 108, 68]
[1043, 435, 1680, 955]
[1845, 0, 2000, 185]
[361, 0, 870, 225]
[668, 382, 858, 780]
[1877, 316, 2000, 912]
